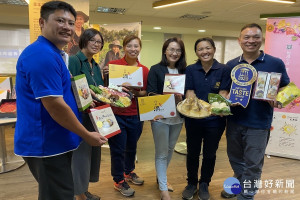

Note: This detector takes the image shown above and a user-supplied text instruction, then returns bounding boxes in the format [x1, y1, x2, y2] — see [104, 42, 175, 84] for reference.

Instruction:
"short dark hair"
[40, 1, 76, 20]
[123, 35, 142, 48]
[241, 23, 262, 32]
[159, 37, 186, 74]
[79, 28, 104, 50]
[194, 37, 216, 52]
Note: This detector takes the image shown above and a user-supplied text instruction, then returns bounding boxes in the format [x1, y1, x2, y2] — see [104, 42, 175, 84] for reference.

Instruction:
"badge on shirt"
[229, 64, 257, 108]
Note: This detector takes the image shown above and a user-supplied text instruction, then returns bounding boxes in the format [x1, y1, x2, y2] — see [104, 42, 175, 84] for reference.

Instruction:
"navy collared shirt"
[185, 59, 231, 127]
[227, 51, 290, 129]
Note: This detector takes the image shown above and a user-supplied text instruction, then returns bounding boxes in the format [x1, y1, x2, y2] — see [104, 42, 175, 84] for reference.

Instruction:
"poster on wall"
[95, 22, 142, 69]
[264, 17, 300, 160]
[29, 0, 89, 50]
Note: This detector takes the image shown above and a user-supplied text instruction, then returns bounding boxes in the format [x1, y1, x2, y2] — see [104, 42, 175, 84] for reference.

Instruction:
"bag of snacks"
[276, 82, 300, 107]
[208, 93, 232, 116]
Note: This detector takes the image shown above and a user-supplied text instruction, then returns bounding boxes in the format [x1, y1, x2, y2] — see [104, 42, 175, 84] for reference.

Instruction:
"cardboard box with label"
[71, 74, 93, 111]
[89, 105, 121, 138]
[163, 74, 186, 95]
[137, 94, 176, 121]
[109, 64, 143, 87]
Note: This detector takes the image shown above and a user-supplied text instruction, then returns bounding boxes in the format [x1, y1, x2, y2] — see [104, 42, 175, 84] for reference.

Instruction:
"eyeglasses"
[89, 39, 103, 45]
[167, 48, 182, 54]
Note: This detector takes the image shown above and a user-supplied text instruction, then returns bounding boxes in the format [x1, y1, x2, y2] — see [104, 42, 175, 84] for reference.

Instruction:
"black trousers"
[23, 151, 74, 200]
[185, 118, 225, 186]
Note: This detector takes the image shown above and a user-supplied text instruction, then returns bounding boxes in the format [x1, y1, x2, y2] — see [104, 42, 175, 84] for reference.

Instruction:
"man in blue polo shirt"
[223, 23, 290, 200]
[14, 1, 107, 199]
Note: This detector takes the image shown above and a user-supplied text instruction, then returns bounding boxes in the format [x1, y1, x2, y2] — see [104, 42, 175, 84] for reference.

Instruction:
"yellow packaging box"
[109, 64, 143, 87]
[137, 94, 176, 121]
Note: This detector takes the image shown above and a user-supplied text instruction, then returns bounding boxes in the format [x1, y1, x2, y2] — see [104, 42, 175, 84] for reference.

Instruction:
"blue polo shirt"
[185, 59, 231, 127]
[15, 36, 82, 157]
[227, 51, 290, 129]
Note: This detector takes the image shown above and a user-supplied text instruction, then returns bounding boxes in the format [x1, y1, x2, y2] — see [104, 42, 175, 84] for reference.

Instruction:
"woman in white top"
[147, 37, 187, 200]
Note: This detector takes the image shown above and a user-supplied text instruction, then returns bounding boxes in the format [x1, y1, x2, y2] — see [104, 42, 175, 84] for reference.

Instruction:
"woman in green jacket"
[69, 28, 104, 200]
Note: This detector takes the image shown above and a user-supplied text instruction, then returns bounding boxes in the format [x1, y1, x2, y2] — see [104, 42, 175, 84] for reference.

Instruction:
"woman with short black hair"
[69, 28, 104, 200]
[182, 37, 231, 200]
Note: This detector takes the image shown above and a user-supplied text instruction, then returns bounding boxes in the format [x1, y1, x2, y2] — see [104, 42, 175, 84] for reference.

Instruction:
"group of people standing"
[14, 1, 290, 200]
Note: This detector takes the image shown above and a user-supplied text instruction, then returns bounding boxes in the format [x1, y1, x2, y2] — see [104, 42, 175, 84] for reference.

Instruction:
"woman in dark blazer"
[147, 37, 187, 200]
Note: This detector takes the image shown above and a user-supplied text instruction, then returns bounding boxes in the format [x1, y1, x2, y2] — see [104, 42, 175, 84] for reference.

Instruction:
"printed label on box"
[253, 71, 282, 101]
[89, 105, 121, 138]
[163, 74, 186, 95]
[137, 94, 176, 121]
[109, 64, 143, 87]
[71, 74, 92, 111]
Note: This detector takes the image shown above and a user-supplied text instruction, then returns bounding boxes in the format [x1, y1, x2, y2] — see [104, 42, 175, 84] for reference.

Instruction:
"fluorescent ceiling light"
[153, 27, 162, 30]
[198, 29, 206, 32]
[263, 0, 296, 4]
[153, 0, 198, 9]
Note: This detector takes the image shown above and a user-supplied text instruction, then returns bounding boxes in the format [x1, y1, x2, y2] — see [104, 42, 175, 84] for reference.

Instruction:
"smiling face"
[165, 41, 181, 66]
[75, 15, 84, 29]
[124, 39, 141, 60]
[112, 45, 120, 54]
[84, 34, 103, 56]
[195, 40, 215, 63]
[239, 27, 263, 55]
[39, 9, 75, 49]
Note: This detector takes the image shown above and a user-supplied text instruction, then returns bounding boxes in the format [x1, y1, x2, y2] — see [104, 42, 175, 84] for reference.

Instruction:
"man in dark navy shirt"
[223, 23, 290, 200]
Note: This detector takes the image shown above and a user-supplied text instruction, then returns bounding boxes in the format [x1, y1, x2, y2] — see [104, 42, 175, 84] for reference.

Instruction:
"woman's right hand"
[103, 65, 109, 75]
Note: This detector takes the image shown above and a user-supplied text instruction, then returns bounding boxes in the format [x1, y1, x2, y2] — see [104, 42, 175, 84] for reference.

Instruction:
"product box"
[163, 74, 186, 95]
[71, 74, 93, 111]
[0, 77, 12, 99]
[253, 71, 282, 101]
[89, 105, 121, 138]
[0, 90, 8, 100]
[109, 64, 143, 88]
[137, 94, 176, 121]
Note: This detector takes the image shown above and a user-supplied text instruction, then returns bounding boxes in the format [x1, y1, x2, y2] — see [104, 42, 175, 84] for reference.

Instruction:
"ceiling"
[0, 0, 300, 36]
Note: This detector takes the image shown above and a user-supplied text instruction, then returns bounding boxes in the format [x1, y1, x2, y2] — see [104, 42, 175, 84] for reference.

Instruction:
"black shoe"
[221, 189, 236, 199]
[198, 182, 210, 200]
[84, 191, 101, 200]
[182, 184, 197, 200]
[84, 191, 100, 200]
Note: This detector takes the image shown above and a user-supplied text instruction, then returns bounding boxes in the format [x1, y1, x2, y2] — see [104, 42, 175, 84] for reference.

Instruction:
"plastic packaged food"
[90, 85, 132, 108]
[276, 82, 300, 107]
[177, 97, 211, 119]
[208, 93, 232, 116]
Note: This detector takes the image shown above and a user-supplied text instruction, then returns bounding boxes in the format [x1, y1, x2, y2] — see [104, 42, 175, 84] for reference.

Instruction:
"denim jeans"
[108, 115, 143, 183]
[151, 121, 183, 191]
[185, 118, 225, 186]
[226, 121, 270, 200]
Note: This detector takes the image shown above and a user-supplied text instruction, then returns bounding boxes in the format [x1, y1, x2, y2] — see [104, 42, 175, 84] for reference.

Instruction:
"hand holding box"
[89, 105, 121, 138]
[109, 64, 143, 88]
